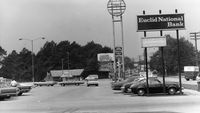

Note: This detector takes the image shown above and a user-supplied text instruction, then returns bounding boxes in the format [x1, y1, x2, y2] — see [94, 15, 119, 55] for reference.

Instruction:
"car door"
[149, 79, 163, 93]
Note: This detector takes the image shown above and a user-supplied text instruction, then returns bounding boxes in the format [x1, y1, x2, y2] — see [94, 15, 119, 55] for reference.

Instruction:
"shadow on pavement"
[113, 90, 189, 97]
[74, 111, 180, 113]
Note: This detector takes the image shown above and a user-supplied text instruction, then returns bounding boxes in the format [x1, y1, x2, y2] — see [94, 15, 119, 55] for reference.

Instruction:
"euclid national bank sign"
[137, 13, 185, 31]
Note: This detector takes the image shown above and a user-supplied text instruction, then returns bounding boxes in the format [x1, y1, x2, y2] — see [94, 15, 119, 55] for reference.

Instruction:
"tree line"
[0, 35, 197, 81]
[0, 41, 114, 81]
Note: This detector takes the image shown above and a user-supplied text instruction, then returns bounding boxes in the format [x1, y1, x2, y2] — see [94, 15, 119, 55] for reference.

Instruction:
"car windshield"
[87, 79, 97, 81]
[125, 77, 138, 82]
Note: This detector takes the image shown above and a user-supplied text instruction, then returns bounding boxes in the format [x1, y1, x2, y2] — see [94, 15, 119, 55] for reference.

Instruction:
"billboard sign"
[141, 36, 167, 48]
[137, 13, 185, 31]
[98, 62, 113, 72]
[97, 53, 114, 62]
[115, 51, 122, 56]
[115, 47, 122, 56]
[115, 47, 122, 51]
[184, 66, 199, 72]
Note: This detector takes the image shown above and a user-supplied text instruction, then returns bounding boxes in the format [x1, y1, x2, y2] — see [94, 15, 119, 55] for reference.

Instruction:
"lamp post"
[19, 37, 45, 82]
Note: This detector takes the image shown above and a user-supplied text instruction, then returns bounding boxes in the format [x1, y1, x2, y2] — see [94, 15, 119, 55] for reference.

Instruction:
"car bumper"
[0, 92, 18, 97]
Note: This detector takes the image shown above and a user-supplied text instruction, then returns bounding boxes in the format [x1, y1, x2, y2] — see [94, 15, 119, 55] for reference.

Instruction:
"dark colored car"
[130, 78, 181, 96]
[121, 77, 145, 93]
[184, 72, 198, 81]
[111, 75, 140, 90]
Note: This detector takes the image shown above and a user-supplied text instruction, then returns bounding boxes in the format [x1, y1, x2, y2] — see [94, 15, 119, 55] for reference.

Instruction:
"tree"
[35, 41, 57, 81]
[150, 35, 196, 75]
[18, 48, 32, 81]
[124, 57, 135, 70]
[0, 50, 20, 80]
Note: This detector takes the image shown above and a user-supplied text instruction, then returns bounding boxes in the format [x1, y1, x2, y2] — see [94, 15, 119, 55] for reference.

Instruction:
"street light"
[19, 37, 45, 82]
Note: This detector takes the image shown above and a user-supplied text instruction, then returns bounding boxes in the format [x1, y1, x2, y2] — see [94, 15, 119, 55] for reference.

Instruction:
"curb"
[183, 89, 200, 95]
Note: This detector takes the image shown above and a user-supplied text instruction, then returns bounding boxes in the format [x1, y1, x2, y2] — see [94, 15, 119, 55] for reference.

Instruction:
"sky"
[0, 0, 200, 59]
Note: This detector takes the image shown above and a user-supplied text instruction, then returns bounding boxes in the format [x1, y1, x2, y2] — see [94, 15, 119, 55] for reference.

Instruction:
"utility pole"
[190, 32, 200, 66]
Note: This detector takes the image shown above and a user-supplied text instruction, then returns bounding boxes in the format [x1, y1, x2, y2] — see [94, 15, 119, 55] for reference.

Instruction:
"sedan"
[111, 75, 140, 90]
[130, 78, 181, 96]
[121, 77, 145, 93]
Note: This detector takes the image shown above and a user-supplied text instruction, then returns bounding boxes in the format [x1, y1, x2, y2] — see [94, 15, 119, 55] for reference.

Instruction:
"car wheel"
[18, 92, 23, 96]
[186, 78, 189, 81]
[168, 87, 176, 95]
[192, 77, 196, 80]
[137, 89, 145, 96]
[123, 89, 127, 93]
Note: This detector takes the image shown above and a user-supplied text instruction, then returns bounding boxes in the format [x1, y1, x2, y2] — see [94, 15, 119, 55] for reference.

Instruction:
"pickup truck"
[58, 81, 85, 86]
[34, 81, 57, 86]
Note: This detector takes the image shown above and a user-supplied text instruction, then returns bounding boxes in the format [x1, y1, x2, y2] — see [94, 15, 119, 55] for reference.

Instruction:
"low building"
[50, 69, 84, 82]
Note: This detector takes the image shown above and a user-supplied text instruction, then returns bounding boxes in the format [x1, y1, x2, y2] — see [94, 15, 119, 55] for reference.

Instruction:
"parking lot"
[1, 79, 200, 113]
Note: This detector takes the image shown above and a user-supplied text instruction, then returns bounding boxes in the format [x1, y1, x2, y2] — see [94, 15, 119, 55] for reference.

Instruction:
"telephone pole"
[190, 32, 200, 66]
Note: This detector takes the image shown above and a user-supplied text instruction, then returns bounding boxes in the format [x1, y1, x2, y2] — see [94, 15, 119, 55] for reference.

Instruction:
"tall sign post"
[159, 10, 166, 94]
[137, 10, 185, 95]
[107, 0, 126, 80]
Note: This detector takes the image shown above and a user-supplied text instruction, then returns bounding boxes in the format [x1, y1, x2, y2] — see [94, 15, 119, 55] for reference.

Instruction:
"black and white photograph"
[0, 0, 200, 113]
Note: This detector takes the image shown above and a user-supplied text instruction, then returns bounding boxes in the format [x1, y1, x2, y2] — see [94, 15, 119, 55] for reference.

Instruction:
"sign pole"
[159, 10, 166, 94]
[143, 10, 149, 96]
[120, 15, 126, 80]
[112, 15, 117, 81]
[176, 9, 183, 95]
[107, 0, 126, 81]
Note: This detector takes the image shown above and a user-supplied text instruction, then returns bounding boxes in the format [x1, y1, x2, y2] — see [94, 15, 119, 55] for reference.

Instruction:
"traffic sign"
[115, 47, 122, 52]
[115, 51, 122, 56]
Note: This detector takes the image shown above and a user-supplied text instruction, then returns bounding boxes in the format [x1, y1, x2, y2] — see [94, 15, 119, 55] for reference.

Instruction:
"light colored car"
[86, 75, 99, 87]
[0, 87, 20, 99]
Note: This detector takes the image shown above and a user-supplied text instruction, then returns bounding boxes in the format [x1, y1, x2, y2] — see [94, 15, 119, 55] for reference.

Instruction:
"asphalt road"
[1, 79, 200, 113]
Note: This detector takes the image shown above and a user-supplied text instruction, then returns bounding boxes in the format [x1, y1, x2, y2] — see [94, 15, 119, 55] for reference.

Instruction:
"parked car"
[16, 84, 32, 96]
[58, 81, 84, 86]
[86, 75, 99, 87]
[0, 87, 20, 99]
[121, 77, 145, 93]
[34, 81, 57, 86]
[0, 79, 20, 98]
[130, 78, 181, 96]
[111, 75, 140, 90]
[183, 66, 199, 81]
